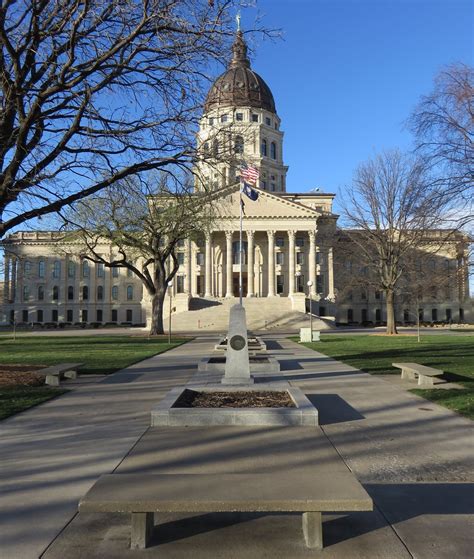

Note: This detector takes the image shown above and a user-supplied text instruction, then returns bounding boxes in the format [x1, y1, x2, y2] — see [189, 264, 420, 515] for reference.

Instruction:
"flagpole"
[239, 186, 243, 306]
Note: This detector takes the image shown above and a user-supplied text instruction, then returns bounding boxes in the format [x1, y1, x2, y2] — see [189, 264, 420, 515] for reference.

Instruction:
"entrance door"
[233, 273, 247, 297]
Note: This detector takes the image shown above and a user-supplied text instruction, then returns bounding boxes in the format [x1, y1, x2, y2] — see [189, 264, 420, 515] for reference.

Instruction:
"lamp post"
[307, 280, 313, 341]
[295, 270, 301, 294]
[167, 280, 173, 344]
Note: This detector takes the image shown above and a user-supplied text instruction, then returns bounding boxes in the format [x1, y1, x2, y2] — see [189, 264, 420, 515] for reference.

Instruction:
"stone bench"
[79, 472, 372, 550]
[392, 362, 445, 387]
[39, 362, 84, 386]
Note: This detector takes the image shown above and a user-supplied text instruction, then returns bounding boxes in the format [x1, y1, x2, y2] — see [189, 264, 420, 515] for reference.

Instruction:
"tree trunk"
[385, 289, 398, 335]
[149, 290, 166, 335]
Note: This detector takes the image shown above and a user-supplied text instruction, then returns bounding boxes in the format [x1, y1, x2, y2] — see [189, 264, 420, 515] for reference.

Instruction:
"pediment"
[213, 184, 319, 219]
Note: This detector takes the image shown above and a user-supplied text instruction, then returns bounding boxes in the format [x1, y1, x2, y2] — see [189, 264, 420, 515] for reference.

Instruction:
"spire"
[229, 30, 250, 68]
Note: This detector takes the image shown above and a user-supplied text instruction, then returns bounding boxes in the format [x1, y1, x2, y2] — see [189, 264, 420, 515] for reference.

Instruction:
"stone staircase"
[170, 297, 334, 333]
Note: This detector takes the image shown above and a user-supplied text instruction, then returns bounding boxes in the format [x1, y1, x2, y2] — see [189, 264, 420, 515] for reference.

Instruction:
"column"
[247, 230, 254, 297]
[4, 254, 10, 302]
[204, 233, 212, 297]
[308, 230, 316, 296]
[327, 246, 335, 300]
[267, 230, 276, 297]
[288, 230, 295, 296]
[190, 240, 198, 297]
[225, 231, 233, 298]
[184, 239, 191, 294]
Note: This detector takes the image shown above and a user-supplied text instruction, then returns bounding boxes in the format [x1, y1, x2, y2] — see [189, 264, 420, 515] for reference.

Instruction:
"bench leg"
[302, 511, 323, 549]
[418, 375, 434, 388]
[401, 369, 416, 381]
[131, 512, 154, 549]
[45, 374, 60, 386]
[64, 370, 77, 379]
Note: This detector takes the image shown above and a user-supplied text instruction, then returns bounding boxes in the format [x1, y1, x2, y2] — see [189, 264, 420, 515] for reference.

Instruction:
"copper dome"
[204, 31, 276, 114]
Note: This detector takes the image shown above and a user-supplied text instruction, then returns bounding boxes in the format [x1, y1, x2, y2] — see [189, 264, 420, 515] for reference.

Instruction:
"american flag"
[240, 164, 259, 184]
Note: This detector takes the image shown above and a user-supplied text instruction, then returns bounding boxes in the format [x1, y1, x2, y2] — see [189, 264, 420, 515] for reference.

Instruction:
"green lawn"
[0, 335, 190, 420]
[298, 335, 474, 419]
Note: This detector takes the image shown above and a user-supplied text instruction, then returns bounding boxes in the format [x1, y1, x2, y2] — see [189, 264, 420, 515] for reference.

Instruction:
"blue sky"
[240, 0, 473, 209]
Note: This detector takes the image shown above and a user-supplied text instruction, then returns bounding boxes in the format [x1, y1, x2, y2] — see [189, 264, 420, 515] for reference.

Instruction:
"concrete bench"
[40, 362, 84, 386]
[392, 362, 445, 387]
[79, 472, 372, 550]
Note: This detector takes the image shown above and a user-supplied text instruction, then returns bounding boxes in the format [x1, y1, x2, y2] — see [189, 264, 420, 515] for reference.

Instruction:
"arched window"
[38, 260, 45, 278]
[38, 285, 44, 301]
[53, 261, 61, 278]
[260, 138, 267, 156]
[82, 285, 89, 300]
[112, 286, 119, 300]
[68, 286, 74, 300]
[270, 142, 277, 159]
[234, 135, 244, 154]
[52, 286, 59, 300]
[24, 261, 32, 275]
[82, 260, 90, 278]
[127, 285, 133, 300]
[212, 139, 219, 157]
[232, 241, 247, 265]
[68, 261, 75, 278]
[97, 285, 104, 300]
[23, 286, 30, 301]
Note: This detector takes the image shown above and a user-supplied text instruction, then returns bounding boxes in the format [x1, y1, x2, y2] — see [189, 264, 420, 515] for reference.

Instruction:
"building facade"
[1, 32, 471, 326]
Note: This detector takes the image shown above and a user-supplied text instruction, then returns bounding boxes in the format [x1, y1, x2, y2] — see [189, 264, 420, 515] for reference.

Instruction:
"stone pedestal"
[222, 304, 254, 385]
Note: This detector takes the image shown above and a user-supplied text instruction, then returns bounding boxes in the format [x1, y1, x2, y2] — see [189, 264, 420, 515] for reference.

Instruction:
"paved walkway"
[1, 336, 473, 558]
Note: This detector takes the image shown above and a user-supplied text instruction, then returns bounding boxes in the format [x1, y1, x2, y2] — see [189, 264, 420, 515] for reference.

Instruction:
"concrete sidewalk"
[0, 338, 213, 559]
[2, 336, 473, 558]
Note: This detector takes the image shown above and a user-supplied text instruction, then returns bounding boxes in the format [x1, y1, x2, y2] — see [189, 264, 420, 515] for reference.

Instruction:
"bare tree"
[64, 173, 217, 335]
[409, 63, 474, 205]
[340, 149, 453, 335]
[0, 0, 242, 238]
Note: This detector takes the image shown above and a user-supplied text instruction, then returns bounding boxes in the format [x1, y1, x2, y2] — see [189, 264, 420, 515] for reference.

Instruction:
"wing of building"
[1, 32, 471, 328]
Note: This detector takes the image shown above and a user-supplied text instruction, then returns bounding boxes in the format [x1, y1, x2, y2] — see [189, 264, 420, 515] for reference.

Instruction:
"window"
[112, 286, 119, 300]
[177, 275, 185, 293]
[37, 309, 44, 323]
[220, 114, 228, 123]
[68, 286, 74, 300]
[295, 237, 305, 247]
[375, 290, 381, 300]
[316, 252, 321, 265]
[296, 274, 305, 293]
[52, 286, 59, 300]
[24, 261, 32, 275]
[127, 285, 133, 300]
[317, 275, 324, 294]
[111, 309, 118, 322]
[196, 252, 204, 266]
[260, 138, 267, 156]
[252, 113, 259, 122]
[347, 309, 353, 322]
[177, 253, 185, 265]
[276, 252, 284, 265]
[177, 239, 185, 247]
[234, 135, 244, 154]
[97, 263, 104, 277]
[270, 183, 275, 191]
[265, 117, 271, 126]
[361, 309, 368, 323]
[375, 309, 382, 323]
[38, 285, 45, 301]
[270, 142, 276, 159]
[97, 309, 103, 322]
[403, 309, 410, 323]
[459, 308, 464, 322]
[236, 112, 243, 121]
[232, 241, 247, 265]
[68, 261, 75, 278]
[127, 268, 133, 278]
[275, 122, 278, 130]
[446, 308, 452, 322]
[277, 275, 284, 294]
[212, 139, 219, 157]
[22, 309, 29, 323]
[112, 267, 119, 278]
[38, 260, 45, 278]
[203, 141, 209, 153]
[97, 285, 104, 300]
[66, 309, 73, 323]
[82, 285, 89, 300]
[52, 309, 58, 322]
[432, 308, 438, 322]
[418, 308, 424, 322]
[82, 260, 90, 278]
[81, 309, 88, 323]
[53, 261, 61, 278]
[296, 252, 304, 265]
[208, 117, 214, 125]
[275, 237, 284, 247]
[261, 180, 267, 189]
[126, 309, 133, 322]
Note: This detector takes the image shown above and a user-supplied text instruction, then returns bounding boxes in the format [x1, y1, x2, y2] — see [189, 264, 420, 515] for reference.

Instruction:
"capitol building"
[1, 32, 471, 328]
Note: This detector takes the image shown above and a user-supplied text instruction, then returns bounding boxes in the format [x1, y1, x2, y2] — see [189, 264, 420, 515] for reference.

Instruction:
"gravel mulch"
[0, 365, 47, 387]
[174, 389, 296, 408]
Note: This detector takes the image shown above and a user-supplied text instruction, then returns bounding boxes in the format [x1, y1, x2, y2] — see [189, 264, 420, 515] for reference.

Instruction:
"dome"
[204, 31, 276, 114]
